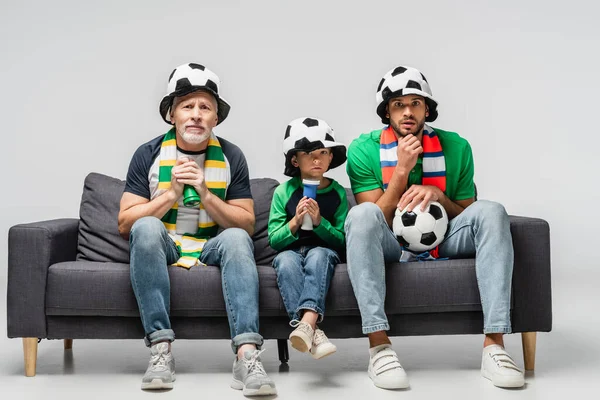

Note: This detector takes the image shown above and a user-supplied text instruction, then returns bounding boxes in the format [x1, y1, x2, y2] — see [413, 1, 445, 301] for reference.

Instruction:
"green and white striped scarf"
[153, 128, 228, 268]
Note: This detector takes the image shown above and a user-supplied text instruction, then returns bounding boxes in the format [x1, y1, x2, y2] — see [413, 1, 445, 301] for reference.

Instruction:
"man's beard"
[179, 129, 211, 144]
[391, 118, 425, 138]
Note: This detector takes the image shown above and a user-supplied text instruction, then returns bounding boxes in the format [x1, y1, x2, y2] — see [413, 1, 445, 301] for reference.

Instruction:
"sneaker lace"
[313, 329, 328, 346]
[245, 350, 268, 378]
[150, 351, 169, 371]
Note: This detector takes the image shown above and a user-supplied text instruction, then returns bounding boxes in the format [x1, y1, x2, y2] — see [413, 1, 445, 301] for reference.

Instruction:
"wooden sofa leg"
[64, 339, 73, 350]
[277, 339, 289, 363]
[521, 332, 537, 371]
[23, 338, 38, 377]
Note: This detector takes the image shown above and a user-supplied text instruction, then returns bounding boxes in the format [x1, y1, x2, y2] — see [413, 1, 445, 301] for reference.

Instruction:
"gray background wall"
[1, 0, 599, 396]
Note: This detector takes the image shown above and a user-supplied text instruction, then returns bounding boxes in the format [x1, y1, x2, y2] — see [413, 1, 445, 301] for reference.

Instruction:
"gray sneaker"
[141, 342, 175, 390]
[231, 349, 277, 396]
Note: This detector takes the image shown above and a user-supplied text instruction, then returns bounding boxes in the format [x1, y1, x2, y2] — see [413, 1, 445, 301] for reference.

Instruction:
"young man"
[345, 65, 524, 389]
[118, 63, 276, 396]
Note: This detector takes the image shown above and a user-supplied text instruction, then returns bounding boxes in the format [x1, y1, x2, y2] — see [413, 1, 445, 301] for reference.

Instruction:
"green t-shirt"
[268, 177, 348, 252]
[346, 127, 475, 201]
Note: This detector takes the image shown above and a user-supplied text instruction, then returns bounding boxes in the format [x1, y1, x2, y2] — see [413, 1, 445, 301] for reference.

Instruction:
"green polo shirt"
[346, 127, 475, 201]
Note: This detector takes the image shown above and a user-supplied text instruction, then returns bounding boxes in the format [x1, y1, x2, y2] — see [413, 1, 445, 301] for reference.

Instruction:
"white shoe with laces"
[289, 321, 314, 353]
[231, 349, 277, 396]
[141, 342, 175, 390]
[481, 344, 525, 388]
[310, 328, 337, 359]
[368, 344, 409, 389]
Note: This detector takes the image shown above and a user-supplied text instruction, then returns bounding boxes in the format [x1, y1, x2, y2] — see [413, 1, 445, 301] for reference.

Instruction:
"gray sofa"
[7, 172, 552, 376]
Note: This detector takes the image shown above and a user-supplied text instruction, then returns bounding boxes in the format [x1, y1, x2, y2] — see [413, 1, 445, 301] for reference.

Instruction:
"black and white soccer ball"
[392, 201, 448, 253]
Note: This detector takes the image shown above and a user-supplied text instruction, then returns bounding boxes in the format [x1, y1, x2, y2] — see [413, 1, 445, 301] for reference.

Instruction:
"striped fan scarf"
[153, 128, 228, 268]
[380, 124, 446, 257]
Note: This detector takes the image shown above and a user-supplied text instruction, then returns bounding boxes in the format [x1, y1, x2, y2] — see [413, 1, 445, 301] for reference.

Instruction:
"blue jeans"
[273, 246, 339, 323]
[129, 216, 262, 353]
[344, 200, 513, 335]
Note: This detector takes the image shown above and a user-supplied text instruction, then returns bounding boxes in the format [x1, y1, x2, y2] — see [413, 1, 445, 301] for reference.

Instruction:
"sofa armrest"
[7, 218, 79, 338]
[509, 215, 552, 332]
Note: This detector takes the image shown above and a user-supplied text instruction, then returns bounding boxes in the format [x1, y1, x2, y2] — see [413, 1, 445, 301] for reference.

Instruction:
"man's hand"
[395, 134, 423, 174]
[398, 184, 443, 212]
[304, 198, 322, 226]
[172, 157, 206, 196]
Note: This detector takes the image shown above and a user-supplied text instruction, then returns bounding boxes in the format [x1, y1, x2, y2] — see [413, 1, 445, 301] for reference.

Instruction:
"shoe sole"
[231, 379, 277, 396]
[289, 335, 311, 353]
[481, 368, 525, 388]
[310, 345, 337, 360]
[368, 369, 410, 389]
[141, 374, 175, 390]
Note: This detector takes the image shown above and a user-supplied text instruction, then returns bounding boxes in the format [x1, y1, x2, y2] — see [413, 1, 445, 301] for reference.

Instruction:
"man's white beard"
[180, 130, 211, 144]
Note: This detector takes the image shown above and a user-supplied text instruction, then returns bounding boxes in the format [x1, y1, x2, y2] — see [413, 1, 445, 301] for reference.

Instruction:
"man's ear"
[291, 156, 298, 166]
[425, 105, 429, 118]
[386, 104, 390, 118]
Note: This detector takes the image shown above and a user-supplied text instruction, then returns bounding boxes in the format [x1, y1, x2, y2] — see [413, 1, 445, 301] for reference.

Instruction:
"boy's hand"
[294, 196, 309, 225]
[305, 198, 322, 226]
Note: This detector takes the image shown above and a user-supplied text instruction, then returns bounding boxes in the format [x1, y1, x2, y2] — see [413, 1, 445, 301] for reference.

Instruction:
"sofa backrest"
[76, 172, 357, 265]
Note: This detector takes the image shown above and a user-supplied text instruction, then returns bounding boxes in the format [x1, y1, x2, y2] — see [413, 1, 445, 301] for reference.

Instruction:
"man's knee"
[219, 227, 253, 248]
[472, 200, 509, 222]
[345, 202, 382, 234]
[130, 217, 164, 247]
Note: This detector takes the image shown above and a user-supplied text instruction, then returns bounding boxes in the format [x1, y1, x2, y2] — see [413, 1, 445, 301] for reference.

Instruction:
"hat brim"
[283, 142, 347, 177]
[376, 90, 438, 124]
[159, 86, 230, 125]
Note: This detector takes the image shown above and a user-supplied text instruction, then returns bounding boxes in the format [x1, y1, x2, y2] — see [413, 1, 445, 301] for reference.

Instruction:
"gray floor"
[1, 267, 599, 400]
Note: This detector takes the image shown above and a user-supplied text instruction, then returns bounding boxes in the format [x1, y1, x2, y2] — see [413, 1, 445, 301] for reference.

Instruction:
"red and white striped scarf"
[380, 124, 446, 191]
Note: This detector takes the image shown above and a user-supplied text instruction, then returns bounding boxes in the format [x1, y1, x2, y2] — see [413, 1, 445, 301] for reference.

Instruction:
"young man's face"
[170, 90, 218, 146]
[292, 148, 333, 180]
[387, 94, 429, 138]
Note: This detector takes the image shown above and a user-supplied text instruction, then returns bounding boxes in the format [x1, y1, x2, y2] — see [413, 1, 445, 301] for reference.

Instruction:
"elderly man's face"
[170, 90, 218, 146]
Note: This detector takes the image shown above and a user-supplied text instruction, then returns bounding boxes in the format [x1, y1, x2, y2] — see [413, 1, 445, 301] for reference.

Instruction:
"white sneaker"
[141, 342, 175, 390]
[368, 344, 409, 389]
[481, 344, 525, 388]
[310, 328, 337, 359]
[289, 321, 314, 353]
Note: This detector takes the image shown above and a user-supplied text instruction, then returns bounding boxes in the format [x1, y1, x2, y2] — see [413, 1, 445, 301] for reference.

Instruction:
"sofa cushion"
[76, 172, 285, 265]
[77, 173, 130, 263]
[45, 259, 485, 317]
[75, 171, 354, 265]
[46, 261, 285, 317]
[249, 178, 279, 265]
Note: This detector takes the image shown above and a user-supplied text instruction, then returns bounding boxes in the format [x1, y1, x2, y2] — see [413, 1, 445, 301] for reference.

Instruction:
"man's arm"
[118, 190, 178, 239]
[199, 194, 255, 236]
[354, 134, 422, 226]
[355, 166, 410, 227]
[397, 184, 473, 219]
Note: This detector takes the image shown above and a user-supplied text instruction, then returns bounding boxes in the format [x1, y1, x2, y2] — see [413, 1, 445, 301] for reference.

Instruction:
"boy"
[268, 117, 348, 359]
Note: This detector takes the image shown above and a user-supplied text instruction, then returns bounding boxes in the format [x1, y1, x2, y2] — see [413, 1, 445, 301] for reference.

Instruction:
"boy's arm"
[313, 185, 348, 248]
[268, 187, 298, 251]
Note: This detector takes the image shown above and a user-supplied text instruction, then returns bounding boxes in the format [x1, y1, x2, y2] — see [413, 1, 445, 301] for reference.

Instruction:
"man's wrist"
[197, 183, 210, 200]
[393, 166, 410, 179]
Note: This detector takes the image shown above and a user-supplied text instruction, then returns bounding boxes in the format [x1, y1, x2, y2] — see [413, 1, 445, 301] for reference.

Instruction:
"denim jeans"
[129, 216, 263, 353]
[344, 200, 513, 335]
[272, 246, 339, 323]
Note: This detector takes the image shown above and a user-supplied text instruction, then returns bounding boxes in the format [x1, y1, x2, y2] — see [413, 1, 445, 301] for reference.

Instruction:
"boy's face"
[291, 148, 333, 180]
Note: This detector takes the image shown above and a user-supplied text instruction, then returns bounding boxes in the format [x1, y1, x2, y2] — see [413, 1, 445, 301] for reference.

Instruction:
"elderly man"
[118, 62, 276, 396]
[344, 65, 524, 390]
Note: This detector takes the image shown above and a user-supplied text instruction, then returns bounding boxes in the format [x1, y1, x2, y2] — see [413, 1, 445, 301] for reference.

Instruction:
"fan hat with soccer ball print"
[159, 63, 231, 125]
[376, 65, 438, 124]
[282, 117, 347, 177]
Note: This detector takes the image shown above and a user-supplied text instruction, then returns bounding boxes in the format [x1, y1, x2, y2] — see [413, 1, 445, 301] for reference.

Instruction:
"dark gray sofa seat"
[7, 172, 552, 376]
